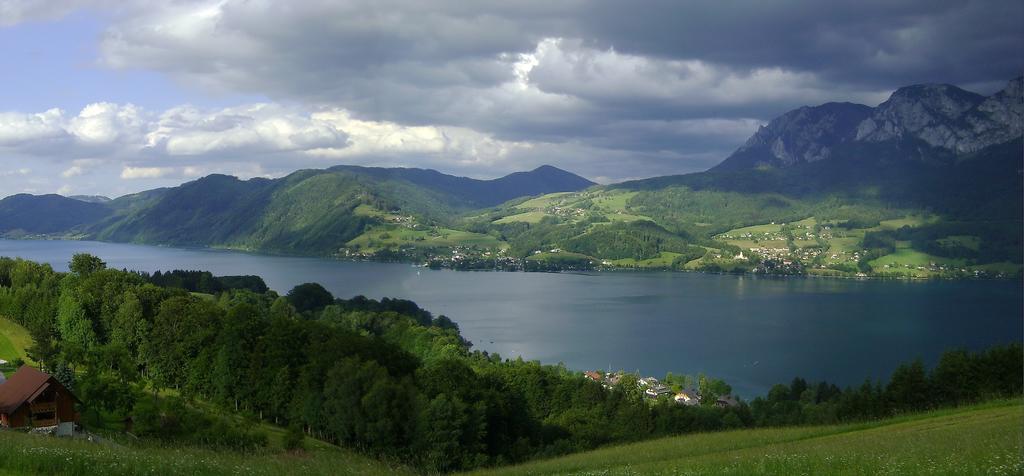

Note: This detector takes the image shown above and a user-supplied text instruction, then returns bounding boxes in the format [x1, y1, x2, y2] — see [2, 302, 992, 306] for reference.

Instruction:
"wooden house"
[0, 366, 80, 429]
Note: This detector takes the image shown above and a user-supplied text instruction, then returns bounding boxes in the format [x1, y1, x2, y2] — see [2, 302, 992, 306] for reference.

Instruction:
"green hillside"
[0, 317, 33, 364]
[473, 179, 1021, 277]
[88, 165, 592, 257]
[0, 400, 1016, 475]
[0, 425, 411, 476]
[472, 400, 1023, 476]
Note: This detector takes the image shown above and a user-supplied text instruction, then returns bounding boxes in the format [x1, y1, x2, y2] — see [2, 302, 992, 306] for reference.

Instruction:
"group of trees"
[861, 221, 1023, 268]
[0, 254, 1020, 472]
[749, 344, 1023, 426]
[147, 269, 269, 294]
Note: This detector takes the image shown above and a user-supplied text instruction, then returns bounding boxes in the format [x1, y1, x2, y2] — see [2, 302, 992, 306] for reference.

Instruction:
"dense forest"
[0, 254, 1019, 472]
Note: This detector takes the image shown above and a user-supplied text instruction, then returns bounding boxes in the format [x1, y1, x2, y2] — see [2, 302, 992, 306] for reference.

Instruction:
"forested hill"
[327, 164, 595, 207]
[0, 164, 594, 254]
[0, 194, 113, 235]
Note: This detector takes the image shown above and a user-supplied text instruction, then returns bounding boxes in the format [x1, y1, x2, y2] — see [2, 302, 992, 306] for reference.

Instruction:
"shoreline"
[1, 235, 1019, 282]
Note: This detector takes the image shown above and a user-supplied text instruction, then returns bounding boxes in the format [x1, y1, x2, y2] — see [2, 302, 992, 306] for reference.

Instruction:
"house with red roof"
[0, 366, 80, 430]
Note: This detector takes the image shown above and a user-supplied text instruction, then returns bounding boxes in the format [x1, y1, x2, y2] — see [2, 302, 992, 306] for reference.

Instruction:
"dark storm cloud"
[4, 0, 1021, 190]
[578, 0, 1023, 87]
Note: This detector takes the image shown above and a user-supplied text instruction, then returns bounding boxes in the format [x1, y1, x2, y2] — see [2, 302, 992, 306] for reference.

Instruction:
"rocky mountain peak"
[715, 77, 1022, 171]
[728, 102, 872, 169]
[854, 80, 1021, 153]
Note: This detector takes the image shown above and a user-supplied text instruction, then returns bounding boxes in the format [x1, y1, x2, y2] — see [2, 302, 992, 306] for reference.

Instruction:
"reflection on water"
[2, 239, 1020, 397]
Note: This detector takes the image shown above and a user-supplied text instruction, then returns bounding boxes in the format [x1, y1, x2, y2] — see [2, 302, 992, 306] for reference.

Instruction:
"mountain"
[326, 164, 595, 207]
[0, 194, 113, 234]
[713, 102, 874, 171]
[85, 165, 594, 254]
[714, 77, 1022, 171]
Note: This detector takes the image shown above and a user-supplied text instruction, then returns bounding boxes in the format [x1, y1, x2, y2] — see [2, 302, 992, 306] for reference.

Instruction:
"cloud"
[96, 1, 1021, 123]
[0, 103, 147, 157]
[68, 102, 148, 146]
[120, 166, 174, 179]
[0, 101, 548, 182]
[61, 166, 84, 178]
[147, 104, 349, 156]
[0, 0, 95, 27]
[0, 109, 70, 148]
[2, 0, 1021, 195]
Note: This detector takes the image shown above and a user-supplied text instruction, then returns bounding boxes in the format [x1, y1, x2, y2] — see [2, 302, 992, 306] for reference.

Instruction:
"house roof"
[716, 395, 739, 406]
[0, 366, 75, 414]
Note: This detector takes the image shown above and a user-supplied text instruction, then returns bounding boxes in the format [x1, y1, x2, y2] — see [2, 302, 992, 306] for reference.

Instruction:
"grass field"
[607, 252, 681, 268]
[514, 192, 576, 210]
[494, 211, 548, 224]
[725, 223, 783, 235]
[471, 400, 1023, 476]
[876, 215, 935, 230]
[937, 235, 982, 251]
[0, 397, 1018, 475]
[494, 190, 650, 225]
[969, 262, 1023, 275]
[869, 248, 965, 268]
[0, 429, 411, 476]
[525, 251, 593, 263]
[347, 225, 506, 252]
[0, 317, 33, 364]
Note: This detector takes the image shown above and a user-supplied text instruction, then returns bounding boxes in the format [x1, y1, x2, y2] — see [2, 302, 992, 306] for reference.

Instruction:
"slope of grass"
[471, 400, 1023, 476]
[869, 248, 966, 269]
[0, 428, 411, 476]
[494, 211, 548, 224]
[0, 317, 33, 363]
[347, 225, 506, 252]
[608, 252, 681, 268]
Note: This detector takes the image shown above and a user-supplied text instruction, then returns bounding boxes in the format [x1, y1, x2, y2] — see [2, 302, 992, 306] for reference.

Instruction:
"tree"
[145, 296, 221, 390]
[70, 253, 106, 276]
[56, 285, 98, 361]
[886, 359, 930, 412]
[286, 283, 334, 314]
[269, 297, 299, 321]
[929, 349, 976, 405]
[110, 291, 149, 363]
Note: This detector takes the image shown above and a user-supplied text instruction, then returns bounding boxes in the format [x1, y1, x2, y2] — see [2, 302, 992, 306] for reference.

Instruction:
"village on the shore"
[582, 370, 740, 408]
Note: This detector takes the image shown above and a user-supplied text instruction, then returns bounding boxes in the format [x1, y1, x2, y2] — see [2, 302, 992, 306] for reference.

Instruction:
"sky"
[0, 0, 1021, 198]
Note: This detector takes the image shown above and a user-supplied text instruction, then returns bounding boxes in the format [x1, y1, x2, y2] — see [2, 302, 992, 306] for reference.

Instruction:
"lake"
[1, 238, 1021, 397]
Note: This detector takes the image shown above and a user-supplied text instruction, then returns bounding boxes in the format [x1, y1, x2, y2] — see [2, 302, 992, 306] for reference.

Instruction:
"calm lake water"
[2, 239, 1021, 397]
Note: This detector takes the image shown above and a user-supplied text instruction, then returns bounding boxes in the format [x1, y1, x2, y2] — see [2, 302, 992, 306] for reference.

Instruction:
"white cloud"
[0, 109, 69, 146]
[62, 166, 84, 178]
[147, 104, 349, 156]
[68, 102, 148, 146]
[120, 166, 175, 179]
[307, 110, 529, 167]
